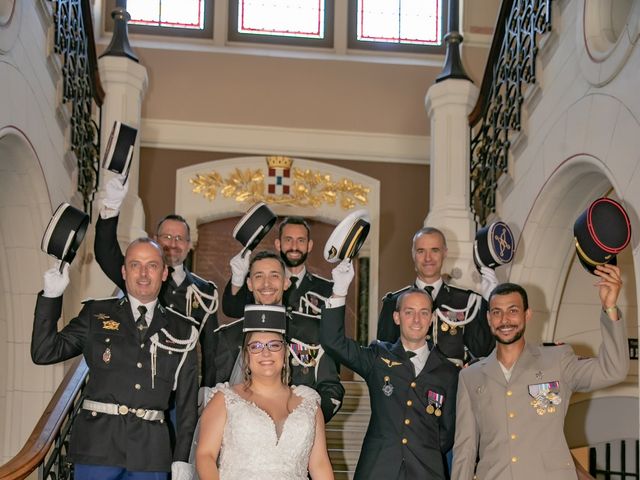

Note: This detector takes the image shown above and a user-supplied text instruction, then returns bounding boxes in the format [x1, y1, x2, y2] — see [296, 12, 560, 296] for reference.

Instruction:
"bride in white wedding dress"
[194, 306, 334, 480]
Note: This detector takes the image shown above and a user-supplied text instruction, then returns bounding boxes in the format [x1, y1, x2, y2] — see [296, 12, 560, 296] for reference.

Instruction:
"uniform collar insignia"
[95, 313, 110, 321]
[102, 319, 120, 331]
[381, 357, 403, 367]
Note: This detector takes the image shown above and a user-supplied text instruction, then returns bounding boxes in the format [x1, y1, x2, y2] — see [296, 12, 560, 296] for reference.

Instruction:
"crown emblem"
[266, 156, 293, 169]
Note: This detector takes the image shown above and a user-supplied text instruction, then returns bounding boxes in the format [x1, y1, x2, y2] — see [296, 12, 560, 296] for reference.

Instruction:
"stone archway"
[0, 128, 64, 462]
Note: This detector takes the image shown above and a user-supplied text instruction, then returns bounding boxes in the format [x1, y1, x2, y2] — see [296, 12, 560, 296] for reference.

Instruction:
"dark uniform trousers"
[320, 305, 459, 480]
[376, 282, 494, 362]
[208, 312, 345, 422]
[94, 215, 218, 381]
[222, 270, 333, 318]
[31, 294, 198, 472]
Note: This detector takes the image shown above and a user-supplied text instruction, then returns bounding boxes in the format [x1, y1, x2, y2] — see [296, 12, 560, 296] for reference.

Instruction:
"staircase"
[327, 380, 370, 479]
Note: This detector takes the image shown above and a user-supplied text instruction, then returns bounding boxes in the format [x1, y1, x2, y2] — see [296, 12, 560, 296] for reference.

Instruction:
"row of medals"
[530, 391, 561, 415]
[291, 355, 315, 375]
[383, 376, 442, 416]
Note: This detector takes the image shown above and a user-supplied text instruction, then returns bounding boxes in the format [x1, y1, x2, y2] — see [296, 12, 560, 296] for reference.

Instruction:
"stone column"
[423, 0, 481, 290]
[81, 5, 148, 299]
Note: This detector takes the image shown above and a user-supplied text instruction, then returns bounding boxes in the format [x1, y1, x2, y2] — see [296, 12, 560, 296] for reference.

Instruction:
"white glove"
[101, 175, 128, 213]
[480, 266, 499, 300]
[332, 260, 354, 297]
[230, 249, 251, 287]
[43, 262, 70, 298]
[171, 461, 194, 480]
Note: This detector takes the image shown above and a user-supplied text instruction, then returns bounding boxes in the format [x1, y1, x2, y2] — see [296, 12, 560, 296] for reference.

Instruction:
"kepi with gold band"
[324, 209, 371, 263]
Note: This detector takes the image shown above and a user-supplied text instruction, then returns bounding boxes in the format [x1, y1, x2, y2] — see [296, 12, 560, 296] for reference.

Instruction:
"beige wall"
[139, 148, 429, 310]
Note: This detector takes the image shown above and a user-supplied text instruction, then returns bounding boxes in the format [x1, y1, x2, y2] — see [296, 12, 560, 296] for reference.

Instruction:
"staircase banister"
[468, 0, 515, 127]
[81, 0, 105, 106]
[0, 357, 89, 480]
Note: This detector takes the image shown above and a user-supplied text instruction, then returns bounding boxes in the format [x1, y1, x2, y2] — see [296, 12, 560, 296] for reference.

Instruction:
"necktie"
[136, 305, 148, 341]
[405, 350, 416, 358]
[289, 276, 299, 290]
[167, 266, 175, 283]
[425, 285, 434, 297]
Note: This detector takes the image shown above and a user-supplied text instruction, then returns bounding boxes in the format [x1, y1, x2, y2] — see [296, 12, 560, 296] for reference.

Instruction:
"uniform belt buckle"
[118, 405, 129, 415]
[135, 408, 146, 418]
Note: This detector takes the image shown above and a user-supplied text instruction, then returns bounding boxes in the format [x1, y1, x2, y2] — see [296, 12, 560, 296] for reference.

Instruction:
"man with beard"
[211, 250, 344, 422]
[95, 175, 218, 383]
[452, 264, 629, 480]
[223, 216, 333, 318]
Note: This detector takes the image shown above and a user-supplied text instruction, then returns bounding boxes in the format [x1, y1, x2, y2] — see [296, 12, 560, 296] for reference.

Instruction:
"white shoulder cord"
[298, 291, 328, 315]
[432, 293, 482, 345]
[149, 326, 199, 390]
[185, 284, 219, 333]
[288, 338, 325, 381]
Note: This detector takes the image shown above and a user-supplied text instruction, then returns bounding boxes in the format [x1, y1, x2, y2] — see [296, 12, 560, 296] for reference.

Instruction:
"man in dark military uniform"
[377, 227, 495, 365]
[95, 175, 218, 382]
[321, 260, 458, 479]
[223, 216, 332, 318]
[211, 250, 344, 422]
[31, 238, 198, 480]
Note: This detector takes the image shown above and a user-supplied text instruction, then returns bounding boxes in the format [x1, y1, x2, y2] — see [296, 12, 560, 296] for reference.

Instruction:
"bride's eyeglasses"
[247, 340, 286, 354]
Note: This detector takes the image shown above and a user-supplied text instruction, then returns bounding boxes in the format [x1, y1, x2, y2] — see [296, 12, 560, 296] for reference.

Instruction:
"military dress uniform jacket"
[95, 215, 218, 381]
[376, 282, 494, 362]
[452, 311, 629, 480]
[207, 312, 345, 422]
[320, 305, 459, 480]
[31, 294, 198, 472]
[222, 270, 333, 318]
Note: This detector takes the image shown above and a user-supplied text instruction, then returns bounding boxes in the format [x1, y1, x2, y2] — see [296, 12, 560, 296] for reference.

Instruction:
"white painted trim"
[461, 31, 493, 49]
[141, 118, 430, 165]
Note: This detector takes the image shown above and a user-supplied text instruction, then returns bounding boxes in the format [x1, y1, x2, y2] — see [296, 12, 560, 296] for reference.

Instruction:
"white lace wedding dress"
[193, 382, 320, 480]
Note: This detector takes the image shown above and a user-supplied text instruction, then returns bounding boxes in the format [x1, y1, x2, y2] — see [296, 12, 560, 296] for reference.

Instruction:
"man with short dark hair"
[223, 216, 333, 318]
[95, 176, 218, 382]
[321, 261, 459, 479]
[377, 227, 495, 365]
[452, 264, 629, 479]
[211, 250, 344, 422]
[32, 238, 198, 480]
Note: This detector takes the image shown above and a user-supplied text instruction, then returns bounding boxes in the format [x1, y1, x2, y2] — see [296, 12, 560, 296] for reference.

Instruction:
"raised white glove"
[230, 249, 251, 287]
[101, 175, 128, 213]
[171, 461, 194, 480]
[332, 260, 354, 297]
[43, 262, 70, 298]
[480, 266, 499, 300]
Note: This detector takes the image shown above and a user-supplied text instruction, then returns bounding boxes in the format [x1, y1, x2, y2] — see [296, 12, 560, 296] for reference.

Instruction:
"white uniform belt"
[82, 399, 165, 421]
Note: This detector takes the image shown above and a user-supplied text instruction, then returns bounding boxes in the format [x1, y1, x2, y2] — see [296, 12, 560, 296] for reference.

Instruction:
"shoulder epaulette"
[310, 272, 332, 284]
[213, 317, 244, 333]
[189, 271, 217, 290]
[81, 296, 119, 304]
[165, 306, 199, 325]
[382, 285, 411, 300]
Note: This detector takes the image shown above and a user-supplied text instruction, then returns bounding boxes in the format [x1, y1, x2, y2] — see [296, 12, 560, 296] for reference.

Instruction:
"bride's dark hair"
[242, 332, 291, 387]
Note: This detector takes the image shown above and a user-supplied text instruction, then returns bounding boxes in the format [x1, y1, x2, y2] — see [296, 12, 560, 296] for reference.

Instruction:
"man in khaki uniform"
[452, 264, 629, 479]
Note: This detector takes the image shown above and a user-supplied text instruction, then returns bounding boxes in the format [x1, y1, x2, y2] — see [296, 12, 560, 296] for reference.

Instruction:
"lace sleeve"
[198, 382, 230, 414]
[292, 385, 321, 411]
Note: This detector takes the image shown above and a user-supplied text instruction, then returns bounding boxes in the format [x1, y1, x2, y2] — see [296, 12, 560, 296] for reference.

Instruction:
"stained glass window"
[127, 0, 206, 30]
[355, 0, 442, 46]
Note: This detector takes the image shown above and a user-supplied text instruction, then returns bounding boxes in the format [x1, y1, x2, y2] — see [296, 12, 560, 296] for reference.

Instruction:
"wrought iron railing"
[0, 357, 89, 480]
[50, 0, 105, 214]
[468, 0, 552, 226]
[590, 439, 640, 479]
